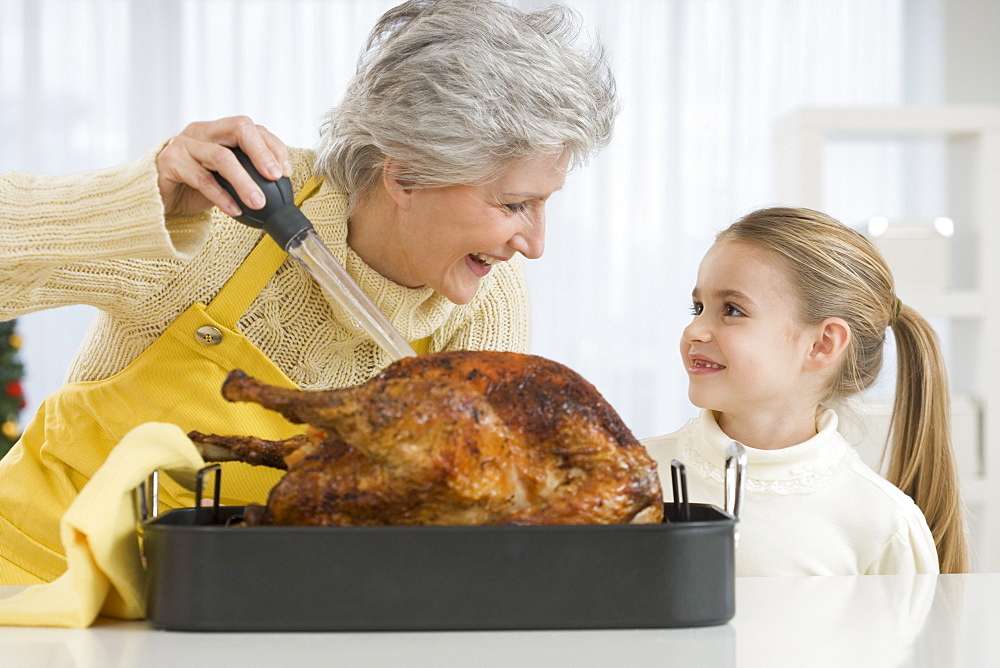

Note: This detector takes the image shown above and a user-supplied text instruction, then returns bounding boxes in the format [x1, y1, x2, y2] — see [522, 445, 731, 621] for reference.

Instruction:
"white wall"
[943, 0, 1000, 105]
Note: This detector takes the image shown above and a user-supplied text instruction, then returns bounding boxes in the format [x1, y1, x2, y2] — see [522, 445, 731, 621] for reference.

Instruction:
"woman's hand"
[156, 116, 293, 218]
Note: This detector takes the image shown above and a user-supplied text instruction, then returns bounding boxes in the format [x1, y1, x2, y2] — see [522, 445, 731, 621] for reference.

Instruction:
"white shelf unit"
[775, 106, 1000, 572]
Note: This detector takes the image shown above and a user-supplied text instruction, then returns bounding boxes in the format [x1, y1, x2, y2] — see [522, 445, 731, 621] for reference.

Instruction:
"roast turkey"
[189, 351, 663, 526]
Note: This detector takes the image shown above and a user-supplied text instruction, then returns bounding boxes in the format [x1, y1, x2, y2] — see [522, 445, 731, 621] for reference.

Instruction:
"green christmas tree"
[1, 320, 26, 458]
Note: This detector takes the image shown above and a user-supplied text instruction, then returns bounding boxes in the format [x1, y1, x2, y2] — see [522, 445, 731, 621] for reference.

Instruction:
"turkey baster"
[214, 148, 417, 361]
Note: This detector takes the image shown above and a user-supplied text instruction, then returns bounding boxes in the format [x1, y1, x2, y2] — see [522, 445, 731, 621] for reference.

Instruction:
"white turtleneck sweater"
[642, 409, 939, 576]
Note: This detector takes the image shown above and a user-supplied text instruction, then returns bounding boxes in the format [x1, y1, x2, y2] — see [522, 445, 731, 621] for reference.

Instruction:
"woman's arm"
[0, 146, 204, 320]
[0, 117, 291, 320]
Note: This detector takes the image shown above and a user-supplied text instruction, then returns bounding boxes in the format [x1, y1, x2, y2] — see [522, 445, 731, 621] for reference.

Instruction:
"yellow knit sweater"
[0, 146, 531, 390]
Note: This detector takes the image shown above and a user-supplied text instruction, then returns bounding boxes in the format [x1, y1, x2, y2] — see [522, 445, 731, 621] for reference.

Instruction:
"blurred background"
[2, 0, 998, 566]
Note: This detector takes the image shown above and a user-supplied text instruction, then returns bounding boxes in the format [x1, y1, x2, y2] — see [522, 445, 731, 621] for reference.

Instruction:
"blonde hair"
[719, 207, 969, 573]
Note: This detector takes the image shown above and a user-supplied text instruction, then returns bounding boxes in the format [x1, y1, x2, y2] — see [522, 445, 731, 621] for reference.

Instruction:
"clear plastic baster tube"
[285, 228, 417, 361]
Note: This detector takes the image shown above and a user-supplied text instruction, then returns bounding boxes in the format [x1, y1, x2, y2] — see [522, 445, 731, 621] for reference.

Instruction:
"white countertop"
[0, 573, 994, 667]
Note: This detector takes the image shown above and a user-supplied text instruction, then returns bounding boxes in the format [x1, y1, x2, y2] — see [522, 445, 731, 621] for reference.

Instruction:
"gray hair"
[315, 0, 619, 212]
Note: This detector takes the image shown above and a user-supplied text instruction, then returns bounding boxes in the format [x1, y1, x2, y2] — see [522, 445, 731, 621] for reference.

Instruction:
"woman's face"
[390, 152, 570, 304]
[680, 240, 820, 419]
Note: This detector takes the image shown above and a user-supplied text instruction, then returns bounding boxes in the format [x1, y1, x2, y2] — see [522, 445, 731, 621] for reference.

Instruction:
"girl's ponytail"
[887, 304, 969, 573]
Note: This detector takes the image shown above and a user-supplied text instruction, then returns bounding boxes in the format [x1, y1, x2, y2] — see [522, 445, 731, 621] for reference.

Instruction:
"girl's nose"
[682, 314, 711, 343]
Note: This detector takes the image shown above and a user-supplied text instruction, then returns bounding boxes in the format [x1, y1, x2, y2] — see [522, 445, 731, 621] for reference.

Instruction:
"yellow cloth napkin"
[0, 422, 204, 627]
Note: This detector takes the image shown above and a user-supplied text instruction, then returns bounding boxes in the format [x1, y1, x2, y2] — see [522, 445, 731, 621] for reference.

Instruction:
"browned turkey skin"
[189, 351, 663, 526]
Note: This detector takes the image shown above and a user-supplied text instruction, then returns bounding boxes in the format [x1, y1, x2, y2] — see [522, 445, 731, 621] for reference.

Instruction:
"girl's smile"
[686, 354, 726, 373]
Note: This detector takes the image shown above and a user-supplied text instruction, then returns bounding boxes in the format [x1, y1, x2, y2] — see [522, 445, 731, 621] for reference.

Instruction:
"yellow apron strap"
[206, 237, 284, 326]
[206, 177, 324, 326]
[294, 176, 323, 206]
[410, 336, 433, 355]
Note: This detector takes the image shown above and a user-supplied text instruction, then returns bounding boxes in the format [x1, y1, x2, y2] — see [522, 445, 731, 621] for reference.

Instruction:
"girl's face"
[390, 152, 569, 305]
[680, 239, 822, 420]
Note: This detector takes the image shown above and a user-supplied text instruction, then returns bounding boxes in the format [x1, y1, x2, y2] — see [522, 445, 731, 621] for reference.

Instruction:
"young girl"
[643, 207, 968, 575]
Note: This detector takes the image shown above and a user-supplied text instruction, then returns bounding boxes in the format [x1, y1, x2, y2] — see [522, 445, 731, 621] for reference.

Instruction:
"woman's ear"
[806, 317, 851, 371]
[381, 157, 413, 211]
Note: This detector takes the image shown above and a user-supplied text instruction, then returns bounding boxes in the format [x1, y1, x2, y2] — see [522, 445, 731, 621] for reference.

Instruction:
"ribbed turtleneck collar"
[684, 408, 857, 494]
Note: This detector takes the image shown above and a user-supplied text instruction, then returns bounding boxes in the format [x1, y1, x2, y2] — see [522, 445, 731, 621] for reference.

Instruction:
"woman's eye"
[504, 202, 527, 213]
[690, 302, 703, 316]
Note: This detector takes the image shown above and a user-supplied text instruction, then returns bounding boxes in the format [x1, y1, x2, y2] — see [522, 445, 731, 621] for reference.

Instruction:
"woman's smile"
[466, 251, 506, 277]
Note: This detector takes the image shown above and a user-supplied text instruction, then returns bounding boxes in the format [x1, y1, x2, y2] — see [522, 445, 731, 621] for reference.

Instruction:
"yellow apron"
[0, 178, 426, 585]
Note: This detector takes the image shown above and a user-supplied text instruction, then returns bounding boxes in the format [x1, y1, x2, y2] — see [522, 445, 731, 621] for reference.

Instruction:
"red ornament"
[5, 381, 25, 409]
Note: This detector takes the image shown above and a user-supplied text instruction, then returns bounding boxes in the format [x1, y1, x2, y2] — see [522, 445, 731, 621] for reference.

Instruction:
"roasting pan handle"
[133, 465, 223, 564]
[133, 470, 159, 567]
[134, 470, 160, 524]
[669, 460, 690, 522]
[194, 464, 222, 525]
[724, 440, 746, 520]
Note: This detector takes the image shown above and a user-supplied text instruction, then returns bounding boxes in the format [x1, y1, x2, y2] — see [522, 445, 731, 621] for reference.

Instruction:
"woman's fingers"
[216, 118, 292, 180]
[158, 135, 244, 217]
[156, 116, 291, 218]
[258, 125, 294, 178]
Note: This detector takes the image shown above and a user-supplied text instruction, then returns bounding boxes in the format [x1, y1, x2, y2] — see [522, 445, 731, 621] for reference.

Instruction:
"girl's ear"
[806, 317, 851, 371]
[381, 157, 413, 211]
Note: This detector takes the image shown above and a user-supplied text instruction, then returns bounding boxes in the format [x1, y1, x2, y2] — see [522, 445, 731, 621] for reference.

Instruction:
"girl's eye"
[504, 202, 528, 213]
[690, 302, 703, 316]
[724, 303, 745, 317]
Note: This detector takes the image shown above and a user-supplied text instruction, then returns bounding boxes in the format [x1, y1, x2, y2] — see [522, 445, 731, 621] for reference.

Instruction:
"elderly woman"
[0, 0, 618, 584]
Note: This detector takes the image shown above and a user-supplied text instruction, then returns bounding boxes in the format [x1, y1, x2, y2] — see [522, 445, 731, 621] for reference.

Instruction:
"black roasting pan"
[141, 502, 736, 632]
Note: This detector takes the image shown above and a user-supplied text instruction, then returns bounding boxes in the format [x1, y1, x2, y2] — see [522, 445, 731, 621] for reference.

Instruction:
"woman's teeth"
[472, 252, 498, 265]
[693, 359, 725, 369]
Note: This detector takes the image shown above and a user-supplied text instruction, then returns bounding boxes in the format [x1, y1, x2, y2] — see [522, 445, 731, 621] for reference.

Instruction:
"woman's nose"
[509, 211, 546, 259]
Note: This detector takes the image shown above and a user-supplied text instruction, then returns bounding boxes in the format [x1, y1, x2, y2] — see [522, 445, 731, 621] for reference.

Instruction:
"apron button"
[195, 326, 223, 346]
